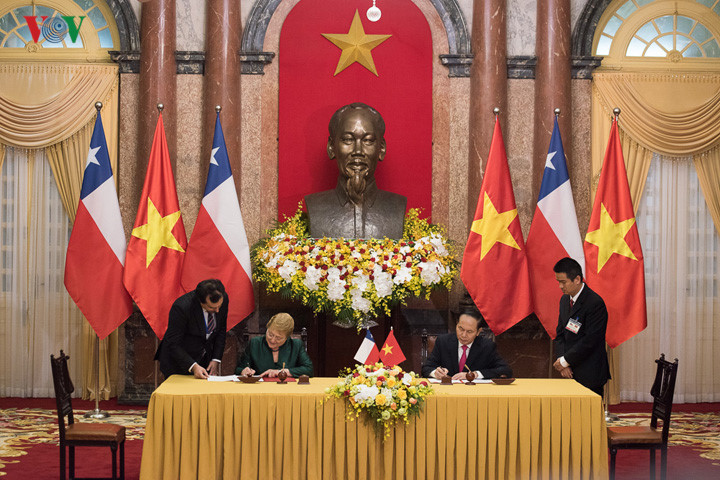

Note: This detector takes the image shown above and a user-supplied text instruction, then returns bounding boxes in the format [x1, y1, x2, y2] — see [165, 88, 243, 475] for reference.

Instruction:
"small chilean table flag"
[181, 110, 255, 329]
[354, 329, 381, 365]
[65, 111, 133, 339]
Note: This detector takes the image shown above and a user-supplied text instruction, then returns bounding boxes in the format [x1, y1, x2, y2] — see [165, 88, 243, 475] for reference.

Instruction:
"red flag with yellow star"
[123, 113, 187, 338]
[378, 328, 405, 366]
[461, 118, 532, 334]
[584, 119, 646, 347]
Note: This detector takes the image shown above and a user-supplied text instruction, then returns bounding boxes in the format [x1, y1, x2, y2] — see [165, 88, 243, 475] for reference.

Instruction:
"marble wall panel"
[240, 74, 264, 246]
[118, 73, 140, 239]
[570, 78, 593, 236]
[507, 0, 537, 57]
[506, 79, 536, 237]
[176, 0, 206, 51]
[175, 75, 204, 235]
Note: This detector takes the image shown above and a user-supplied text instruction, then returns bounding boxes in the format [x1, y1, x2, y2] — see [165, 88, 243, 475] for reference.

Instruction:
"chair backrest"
[649, 353, 679, 442]
[241, 327, 308, 352]
[50, 350, 75, 438]
[420, 328, 495, 366]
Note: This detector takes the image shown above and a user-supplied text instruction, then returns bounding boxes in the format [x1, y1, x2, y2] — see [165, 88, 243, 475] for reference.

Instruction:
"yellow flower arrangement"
[324, 362, 434, 439]
[252, 205, 457, 329]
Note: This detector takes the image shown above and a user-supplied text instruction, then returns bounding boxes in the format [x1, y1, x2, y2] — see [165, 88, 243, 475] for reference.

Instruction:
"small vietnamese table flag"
[526, 114, 585, 338]
[461, 115, 533, 334]
[181, 108, 255, 330]
[65, 107, 132, 339]
[379, 328, 405, 366]
[583, 113, 646, 347]
[123, 109, 187, 339]
[354, 329, 381, 365]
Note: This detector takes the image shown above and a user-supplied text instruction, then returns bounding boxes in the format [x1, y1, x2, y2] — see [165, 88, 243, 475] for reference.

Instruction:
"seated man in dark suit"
[421, 310, 512, 380]
[156, 279, 228, 379]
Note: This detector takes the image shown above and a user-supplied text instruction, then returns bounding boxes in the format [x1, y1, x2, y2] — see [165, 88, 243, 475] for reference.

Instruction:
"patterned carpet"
[609, 410, 720, 466]
[0, 403, 718, 477]
[0, 406, 146, 476]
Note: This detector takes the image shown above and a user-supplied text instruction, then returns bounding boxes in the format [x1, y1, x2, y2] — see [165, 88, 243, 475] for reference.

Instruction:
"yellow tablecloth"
[140, 376, 608, 479]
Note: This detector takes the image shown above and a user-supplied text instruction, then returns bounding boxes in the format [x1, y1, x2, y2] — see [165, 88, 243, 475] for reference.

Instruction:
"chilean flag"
[353, 329, 380, 365]
[181, 111, 255, 329]
[64, 113, 133, 339]
[526, 116, 584, 337]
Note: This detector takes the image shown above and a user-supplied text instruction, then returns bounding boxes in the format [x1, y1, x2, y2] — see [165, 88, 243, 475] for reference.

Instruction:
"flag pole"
[83, 102, 109, 420]
[84, 334, 110, 419]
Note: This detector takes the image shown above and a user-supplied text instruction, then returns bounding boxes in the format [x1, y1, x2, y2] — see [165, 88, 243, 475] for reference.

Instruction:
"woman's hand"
[260, 368, 291, 378]
[241, 367, 255, 376]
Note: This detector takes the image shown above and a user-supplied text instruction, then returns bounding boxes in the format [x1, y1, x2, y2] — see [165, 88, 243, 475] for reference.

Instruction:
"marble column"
[203, 0, 242, 194]
[137, 0, 177, 207]
[533, 0, 571, 204]
[468, 0, 507, 225]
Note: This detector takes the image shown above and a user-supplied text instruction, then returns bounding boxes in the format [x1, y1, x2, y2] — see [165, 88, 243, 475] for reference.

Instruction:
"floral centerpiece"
[325, 362, 434, 438]
[252, 206, 457, 329]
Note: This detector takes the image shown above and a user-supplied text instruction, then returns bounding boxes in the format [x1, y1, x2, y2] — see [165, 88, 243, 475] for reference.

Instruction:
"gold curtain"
[694, 148, 720, 238]
[0, 62, 121, 399]
[0, 63, 119, 148]
[592, 71, 720, 404]
[0, 144, 5, 172]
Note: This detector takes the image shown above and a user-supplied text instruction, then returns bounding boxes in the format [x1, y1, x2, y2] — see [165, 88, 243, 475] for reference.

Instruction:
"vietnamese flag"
[123, 113, 187, 338]
[584, 118, 646, 347]
[379, 329, 405, 366]
[461, 118, 533, 334]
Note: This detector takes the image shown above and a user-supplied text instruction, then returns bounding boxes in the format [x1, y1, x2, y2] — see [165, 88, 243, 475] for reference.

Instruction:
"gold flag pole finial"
[554, 108, 560, 118]
[157, 103, 164, 113]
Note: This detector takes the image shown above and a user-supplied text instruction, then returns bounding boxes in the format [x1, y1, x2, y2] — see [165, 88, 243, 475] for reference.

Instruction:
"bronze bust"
[305, 103, 406, 239]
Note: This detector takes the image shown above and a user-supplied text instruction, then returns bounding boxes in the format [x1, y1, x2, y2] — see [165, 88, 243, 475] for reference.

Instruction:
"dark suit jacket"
[421, 333, 512, 379]
[553, 284, 610, 393]
[156, 290, 228, 377]
[235, 336, 313, 377]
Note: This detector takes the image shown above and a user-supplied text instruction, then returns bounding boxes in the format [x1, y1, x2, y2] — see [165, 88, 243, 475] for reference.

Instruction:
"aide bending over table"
[236, 313, 314, 378]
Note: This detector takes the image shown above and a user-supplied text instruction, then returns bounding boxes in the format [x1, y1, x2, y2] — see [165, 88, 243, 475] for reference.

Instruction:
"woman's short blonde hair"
[266, 312, 294, 337]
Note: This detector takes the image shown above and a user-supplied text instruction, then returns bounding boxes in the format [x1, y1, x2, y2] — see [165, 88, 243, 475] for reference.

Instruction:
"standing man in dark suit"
[552, 257, 610, 396]
[156, 279, 228, 379]
[422, 310, 512, 380]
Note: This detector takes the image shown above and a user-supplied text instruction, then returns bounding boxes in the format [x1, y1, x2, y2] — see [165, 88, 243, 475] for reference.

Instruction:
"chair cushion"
[66, 422, 126, 443]
[607, 425, 662, 445]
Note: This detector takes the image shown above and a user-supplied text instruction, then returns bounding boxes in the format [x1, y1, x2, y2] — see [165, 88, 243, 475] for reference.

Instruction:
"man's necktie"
[207, 312, 216, 335]
[459, 345, 468, 373]
[569, 299, 574, 309]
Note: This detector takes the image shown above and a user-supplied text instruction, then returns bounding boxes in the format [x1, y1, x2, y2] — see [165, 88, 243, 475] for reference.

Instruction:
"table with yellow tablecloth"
[139, 376, 608, 480]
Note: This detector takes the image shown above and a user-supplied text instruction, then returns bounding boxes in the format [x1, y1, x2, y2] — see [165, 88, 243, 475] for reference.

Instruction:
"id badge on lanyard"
[566, 317, 581, 334]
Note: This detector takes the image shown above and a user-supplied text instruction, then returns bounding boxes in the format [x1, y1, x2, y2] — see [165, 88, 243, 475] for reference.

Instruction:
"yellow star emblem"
[585, 203, 637, 273]
[470, 192, 521, 260]
[322, 10, 391, 76]
[131, 198, 185, 267]
[382, 344, 393, 355]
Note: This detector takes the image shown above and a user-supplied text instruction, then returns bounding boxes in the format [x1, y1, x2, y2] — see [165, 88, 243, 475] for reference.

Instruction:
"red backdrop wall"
[278, 0, 433, 220]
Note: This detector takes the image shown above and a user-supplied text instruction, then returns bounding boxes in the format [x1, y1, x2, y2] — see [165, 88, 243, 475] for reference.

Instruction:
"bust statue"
[305, 103, 407, 239]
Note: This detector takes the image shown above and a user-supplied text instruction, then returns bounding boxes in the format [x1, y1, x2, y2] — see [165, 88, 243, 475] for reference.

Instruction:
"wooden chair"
[241, 326, 308, 352]
[420, 327, 495, 365]
[50, 350, 126, 480]
[607, 354, 679, 480]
